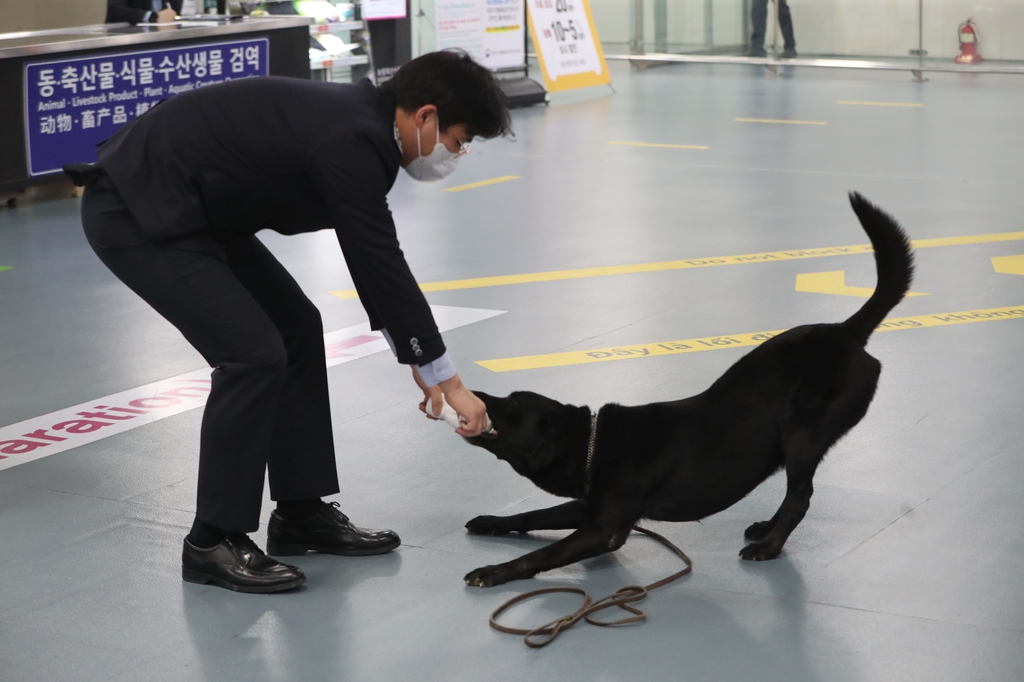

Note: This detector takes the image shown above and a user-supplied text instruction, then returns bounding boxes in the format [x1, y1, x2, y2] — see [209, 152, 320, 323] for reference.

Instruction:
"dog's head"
[465, 391, 591, 498]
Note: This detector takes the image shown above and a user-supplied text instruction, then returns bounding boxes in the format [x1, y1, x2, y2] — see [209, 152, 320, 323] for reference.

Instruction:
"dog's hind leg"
[744, 510, 781, 542]
[742, 355, 880, 561]
[466, 499, 588, 536]
[739, 433, 822, 561]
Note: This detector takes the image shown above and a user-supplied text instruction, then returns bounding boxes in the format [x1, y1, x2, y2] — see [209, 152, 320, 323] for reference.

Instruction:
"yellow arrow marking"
[735, 118, 827, 125]
[795, 270, 927, 298]
[607, 141, 709, 150]
[443, 175, 519, 193]
[992, 255, 1024, 275]
[328, 230, 1024, 300]
[475, 305, 1024, 372]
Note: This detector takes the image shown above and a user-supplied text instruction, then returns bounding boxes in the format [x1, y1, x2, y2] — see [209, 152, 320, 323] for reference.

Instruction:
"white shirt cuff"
[382, 328, 455, 387]
[416, 351, 457, 387]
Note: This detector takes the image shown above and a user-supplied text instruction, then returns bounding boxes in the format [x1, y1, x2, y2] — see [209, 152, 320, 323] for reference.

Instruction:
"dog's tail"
[841, 192, 915, 346]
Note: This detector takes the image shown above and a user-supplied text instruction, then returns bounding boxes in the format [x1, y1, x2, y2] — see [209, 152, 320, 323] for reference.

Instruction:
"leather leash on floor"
[488, 526, 693, 648]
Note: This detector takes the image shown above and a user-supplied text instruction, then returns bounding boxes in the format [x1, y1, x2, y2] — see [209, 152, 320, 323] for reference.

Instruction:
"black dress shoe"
[266, 501, 401, 557]
[182, 533, 306, 593]
[781, 47, 798, 59]
[746, 46, 768, 58]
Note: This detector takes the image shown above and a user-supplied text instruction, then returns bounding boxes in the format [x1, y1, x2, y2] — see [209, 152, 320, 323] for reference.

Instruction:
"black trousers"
[81, 173, 340, 532]
[751, 0, 795, 50]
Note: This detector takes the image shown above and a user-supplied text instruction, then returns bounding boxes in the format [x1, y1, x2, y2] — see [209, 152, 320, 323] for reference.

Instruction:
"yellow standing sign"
[527, 0, 610, 92]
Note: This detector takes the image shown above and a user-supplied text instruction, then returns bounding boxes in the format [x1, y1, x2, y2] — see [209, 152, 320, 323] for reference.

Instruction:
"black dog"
[461, 193, 913, 587]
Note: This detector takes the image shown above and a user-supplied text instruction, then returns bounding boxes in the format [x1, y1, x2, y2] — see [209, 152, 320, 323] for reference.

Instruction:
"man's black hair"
[381, 50, 512, 140]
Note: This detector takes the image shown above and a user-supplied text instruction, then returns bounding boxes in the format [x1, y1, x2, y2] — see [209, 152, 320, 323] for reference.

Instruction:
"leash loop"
[489, 586, 592, 648]
[488, 526, 692, 648]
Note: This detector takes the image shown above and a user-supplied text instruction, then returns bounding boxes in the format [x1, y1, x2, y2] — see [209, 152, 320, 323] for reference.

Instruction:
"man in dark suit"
[71, 50, 510, 593]
[106, 0, 183, 24]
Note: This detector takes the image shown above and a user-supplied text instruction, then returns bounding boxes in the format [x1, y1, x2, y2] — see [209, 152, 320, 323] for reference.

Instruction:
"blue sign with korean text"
[24, 38, 269, 176]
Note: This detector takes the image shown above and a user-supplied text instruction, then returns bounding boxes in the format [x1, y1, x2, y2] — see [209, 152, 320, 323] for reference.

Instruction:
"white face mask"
[404, 123, 466, 182]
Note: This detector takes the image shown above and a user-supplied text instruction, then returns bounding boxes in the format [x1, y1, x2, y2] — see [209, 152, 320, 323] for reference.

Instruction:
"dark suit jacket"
[106, 0, 184, 24]
[96, 77, 444, 366]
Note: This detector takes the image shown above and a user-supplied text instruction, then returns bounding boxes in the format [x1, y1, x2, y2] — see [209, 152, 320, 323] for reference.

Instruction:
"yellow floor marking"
[443, 175, 519, 193]
[992, 255, 1024, 276]
[838, 101, 923, 107]
[0, 266, 10, 273]
[607, 141, 709, 150]
[911, 233, 1024, 248]
[735, 118, 827, 125]
[475, 305, 1024, 372]
[328, 230, 1024, 300]
[795, 270, 927, 298]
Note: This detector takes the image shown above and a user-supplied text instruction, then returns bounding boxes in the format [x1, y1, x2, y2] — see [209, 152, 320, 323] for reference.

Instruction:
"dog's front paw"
[465, 515, 513, 536]
[744, 520, 776, 541]
[464, 564, 518, 588]
[739, 541, 782, 562]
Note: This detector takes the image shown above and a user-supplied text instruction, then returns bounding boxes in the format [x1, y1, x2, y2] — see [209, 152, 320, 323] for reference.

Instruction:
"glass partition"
[590, 0, 745, 55]
[588, 0, 1024, 66]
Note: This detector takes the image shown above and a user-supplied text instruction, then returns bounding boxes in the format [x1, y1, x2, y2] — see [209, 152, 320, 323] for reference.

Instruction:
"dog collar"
[584, 411, 598, 496]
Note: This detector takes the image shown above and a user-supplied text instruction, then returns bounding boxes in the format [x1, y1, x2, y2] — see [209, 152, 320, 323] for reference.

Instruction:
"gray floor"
[2, 61, 1023, 681]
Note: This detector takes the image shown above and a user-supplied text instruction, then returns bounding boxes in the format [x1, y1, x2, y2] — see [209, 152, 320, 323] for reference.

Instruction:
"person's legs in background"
[748, 0, 797, 58]
[777, 0, 797, 57]
[748, 0, 769, 57]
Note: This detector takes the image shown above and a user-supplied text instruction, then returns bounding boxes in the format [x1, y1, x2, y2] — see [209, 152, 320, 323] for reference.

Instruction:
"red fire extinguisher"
[955, 19, 982, 63]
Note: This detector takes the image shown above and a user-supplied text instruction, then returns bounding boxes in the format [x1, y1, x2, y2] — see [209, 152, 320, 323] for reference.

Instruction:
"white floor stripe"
[0, 305, 505, 472]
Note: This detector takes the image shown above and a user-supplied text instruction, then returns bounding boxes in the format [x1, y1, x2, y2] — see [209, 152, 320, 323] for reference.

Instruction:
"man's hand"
[412, 368, 487, 437]
[439, 375, 487, 437]
[156, 7, 177, 22]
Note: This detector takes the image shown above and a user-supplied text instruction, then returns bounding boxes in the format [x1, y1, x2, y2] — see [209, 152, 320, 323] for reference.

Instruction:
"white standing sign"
[436, 0, 526, 71]
[483, 0, 526, 70]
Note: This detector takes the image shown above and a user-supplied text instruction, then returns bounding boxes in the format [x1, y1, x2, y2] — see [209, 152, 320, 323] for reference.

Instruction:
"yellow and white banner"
[527, 0, 610, 92]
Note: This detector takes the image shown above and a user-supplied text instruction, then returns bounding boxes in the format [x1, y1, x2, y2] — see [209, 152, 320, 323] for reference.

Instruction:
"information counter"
[0, 16, 311, 194]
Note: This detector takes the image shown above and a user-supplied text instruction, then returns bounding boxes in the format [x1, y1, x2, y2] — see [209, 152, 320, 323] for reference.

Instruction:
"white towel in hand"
[428, 395, 493, 433]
